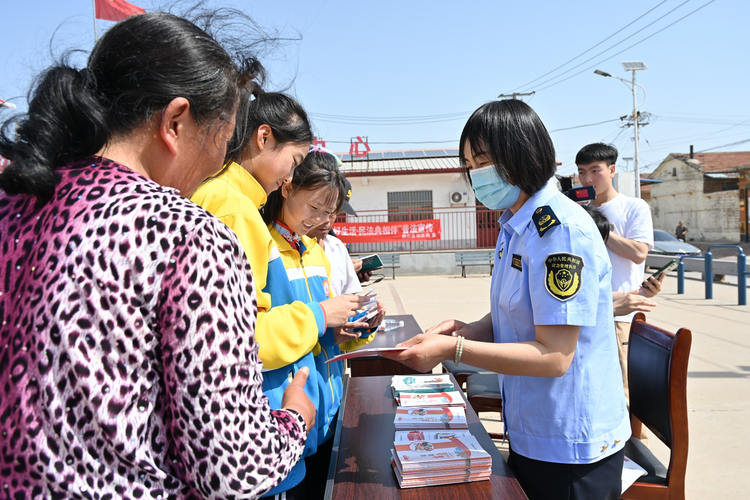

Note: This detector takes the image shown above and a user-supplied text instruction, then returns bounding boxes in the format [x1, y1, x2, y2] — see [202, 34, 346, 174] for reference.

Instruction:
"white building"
[648, 151, 747, 242]
[336, 149, 503, 254]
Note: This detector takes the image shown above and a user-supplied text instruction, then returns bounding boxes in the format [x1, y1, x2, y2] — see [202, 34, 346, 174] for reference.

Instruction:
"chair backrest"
[628, 312, 692, 481]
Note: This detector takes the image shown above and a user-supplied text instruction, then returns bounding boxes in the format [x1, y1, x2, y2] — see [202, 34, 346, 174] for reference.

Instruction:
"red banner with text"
[334, 220, 441, 243]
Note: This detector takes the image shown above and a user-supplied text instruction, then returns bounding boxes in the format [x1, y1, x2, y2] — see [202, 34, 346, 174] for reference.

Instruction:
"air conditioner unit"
[450, 191, 469, 205]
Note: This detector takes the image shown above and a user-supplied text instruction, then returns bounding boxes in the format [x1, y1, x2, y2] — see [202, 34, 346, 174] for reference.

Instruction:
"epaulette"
[531, 205, 560, 238]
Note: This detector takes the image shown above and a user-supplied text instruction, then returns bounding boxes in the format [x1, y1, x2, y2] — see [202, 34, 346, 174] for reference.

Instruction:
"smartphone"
[644, 259, 678, 285]
[359, 254, 384, 273]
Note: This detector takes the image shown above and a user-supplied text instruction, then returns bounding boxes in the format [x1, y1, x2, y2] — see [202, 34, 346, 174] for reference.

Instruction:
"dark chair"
[621, 312, 692, 500]
[441, 360, 493, 389]
[465, 373, 504, 440]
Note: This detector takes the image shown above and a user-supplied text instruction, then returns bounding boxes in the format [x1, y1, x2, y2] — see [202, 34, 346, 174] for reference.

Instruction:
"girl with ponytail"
[0, 12, 314, 500]
[192, 94, 371, 500]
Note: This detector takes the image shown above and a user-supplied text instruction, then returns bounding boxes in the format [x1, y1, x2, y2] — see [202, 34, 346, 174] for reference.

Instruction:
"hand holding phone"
[359, 254, 384, 272]
[642, 259, 678, 287]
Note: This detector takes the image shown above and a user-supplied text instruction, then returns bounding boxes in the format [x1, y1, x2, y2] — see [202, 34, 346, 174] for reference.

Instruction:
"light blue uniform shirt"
[491, 179, 630, 464]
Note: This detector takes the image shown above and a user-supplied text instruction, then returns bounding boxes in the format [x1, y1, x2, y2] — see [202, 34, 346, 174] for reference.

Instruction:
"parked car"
[651, 230, 702, 256]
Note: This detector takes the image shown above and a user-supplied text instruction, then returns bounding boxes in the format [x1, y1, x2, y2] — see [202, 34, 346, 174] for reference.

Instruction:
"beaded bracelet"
[454, 335, 465, 366]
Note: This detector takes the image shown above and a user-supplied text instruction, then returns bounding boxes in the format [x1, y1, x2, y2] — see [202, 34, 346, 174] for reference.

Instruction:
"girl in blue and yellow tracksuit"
[261, 148, 379, 497]
[191, 93, 367, 499]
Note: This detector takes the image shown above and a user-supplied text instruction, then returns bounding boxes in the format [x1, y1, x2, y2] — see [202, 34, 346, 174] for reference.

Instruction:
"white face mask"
[469, 165, 521, 210]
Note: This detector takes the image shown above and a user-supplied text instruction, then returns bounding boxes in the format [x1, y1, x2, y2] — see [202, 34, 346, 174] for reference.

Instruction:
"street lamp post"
[594, 62, 647, 198]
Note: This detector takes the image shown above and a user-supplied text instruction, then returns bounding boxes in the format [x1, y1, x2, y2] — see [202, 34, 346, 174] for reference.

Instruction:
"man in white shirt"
[576, 143, 654, 406]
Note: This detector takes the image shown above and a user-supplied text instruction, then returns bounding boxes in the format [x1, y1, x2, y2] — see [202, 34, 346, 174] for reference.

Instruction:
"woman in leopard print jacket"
[0, 11, 314, 500]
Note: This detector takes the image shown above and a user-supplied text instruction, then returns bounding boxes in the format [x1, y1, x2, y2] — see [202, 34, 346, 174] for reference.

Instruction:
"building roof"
[671, 151, 750, 174]
[338, 148, 461, 176]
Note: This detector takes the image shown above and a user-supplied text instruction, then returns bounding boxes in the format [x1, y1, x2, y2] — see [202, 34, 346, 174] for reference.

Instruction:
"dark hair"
[226, 91, 313, 165]
[261, 150, 345, 226]
[0, 12, 264, 203]
[459, 100, 557, 196]
[575, 143, 618, 166]
[581, 204, 611, 242]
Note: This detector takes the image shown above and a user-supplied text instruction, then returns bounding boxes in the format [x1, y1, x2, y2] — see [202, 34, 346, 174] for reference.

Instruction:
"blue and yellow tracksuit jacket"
[190, 162, 323, 496]
[269, 223, 375, 446]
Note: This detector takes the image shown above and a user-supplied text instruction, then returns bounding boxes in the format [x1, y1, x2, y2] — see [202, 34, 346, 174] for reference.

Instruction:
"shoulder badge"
[532, 205, 560, 238]
[544, 253, 584, 301]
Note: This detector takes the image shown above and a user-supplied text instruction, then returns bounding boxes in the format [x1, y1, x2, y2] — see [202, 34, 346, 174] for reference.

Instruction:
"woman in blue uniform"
[385, 100, 630, 500]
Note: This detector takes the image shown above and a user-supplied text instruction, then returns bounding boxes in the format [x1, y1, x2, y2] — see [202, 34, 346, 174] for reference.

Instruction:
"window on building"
[387, 190, 433, 222]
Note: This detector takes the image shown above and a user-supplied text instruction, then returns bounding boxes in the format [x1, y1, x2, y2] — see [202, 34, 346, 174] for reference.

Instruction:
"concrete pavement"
[366, 271, 750, 499]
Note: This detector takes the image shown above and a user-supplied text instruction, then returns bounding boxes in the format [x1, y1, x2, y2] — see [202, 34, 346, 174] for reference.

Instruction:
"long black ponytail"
[0, 12, 265, 204]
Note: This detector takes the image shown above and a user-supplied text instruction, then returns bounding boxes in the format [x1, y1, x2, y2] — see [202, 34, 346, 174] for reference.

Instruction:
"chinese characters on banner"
[334, 220, 442, 243]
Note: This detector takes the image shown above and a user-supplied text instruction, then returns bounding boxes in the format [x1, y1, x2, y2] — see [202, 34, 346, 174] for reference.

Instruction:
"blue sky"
[2, 0, 748, 175]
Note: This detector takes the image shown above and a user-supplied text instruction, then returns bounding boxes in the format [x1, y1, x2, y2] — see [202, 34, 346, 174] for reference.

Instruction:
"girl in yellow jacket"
[191, 92, 369, 500]
[262, 148, 384, 498]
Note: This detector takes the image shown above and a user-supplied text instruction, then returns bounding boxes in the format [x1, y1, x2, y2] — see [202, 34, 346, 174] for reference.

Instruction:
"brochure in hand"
[324, 346, 409, 364]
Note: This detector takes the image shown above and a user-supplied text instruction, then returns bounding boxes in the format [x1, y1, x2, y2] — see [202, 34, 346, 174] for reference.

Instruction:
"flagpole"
[92, 0, 98, 41]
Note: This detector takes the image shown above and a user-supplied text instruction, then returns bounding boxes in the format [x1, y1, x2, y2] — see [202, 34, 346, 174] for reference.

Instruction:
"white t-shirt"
[321, 234, 362, 296]
[598, 193, 654, 322]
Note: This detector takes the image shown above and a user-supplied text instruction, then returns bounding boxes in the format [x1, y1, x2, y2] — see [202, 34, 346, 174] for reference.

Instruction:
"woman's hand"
[639, 272, 665, 298]
[281, 367, 316, 433]
[366, 300, 386, 330]
[320, 294, 370, 328]
[380, 333, 456, 373]
[613, 291, 657, 316]
[333, 326, 361, 344]
[424, 313, 493, 342]
[351, 258, 363, 273]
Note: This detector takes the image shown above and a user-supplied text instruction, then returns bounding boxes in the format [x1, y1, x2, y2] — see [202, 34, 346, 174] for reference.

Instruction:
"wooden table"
[349, 314, 423, 377]
[324, 374, 528, 500]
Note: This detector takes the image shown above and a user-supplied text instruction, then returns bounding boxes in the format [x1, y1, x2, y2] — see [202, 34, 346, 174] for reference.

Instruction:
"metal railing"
[674, 246, 748, 305]
[341, 205, 502, 253]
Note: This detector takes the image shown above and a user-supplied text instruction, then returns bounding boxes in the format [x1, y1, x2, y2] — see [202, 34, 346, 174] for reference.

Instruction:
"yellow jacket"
[191, 162, 323, 370]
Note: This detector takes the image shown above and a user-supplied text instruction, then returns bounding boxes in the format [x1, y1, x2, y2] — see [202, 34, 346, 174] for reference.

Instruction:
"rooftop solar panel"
[384, 151, 405, 159]
[424, 149, 446, 157]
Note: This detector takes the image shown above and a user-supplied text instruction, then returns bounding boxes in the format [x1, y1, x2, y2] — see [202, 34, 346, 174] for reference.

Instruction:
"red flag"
[95, 0, 145, 22]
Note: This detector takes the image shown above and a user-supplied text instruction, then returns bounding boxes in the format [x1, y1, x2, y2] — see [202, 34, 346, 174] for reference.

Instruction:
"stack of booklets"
[391, 374, 466, 408]
[394, 406, 468, 430]
[390, 434, 492, 488]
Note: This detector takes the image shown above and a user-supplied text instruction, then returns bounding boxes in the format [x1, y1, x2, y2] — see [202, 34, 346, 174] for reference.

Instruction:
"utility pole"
[594, 62, 647, 198]
[630, 68, 641, 199]
[497, 92, 535, 100]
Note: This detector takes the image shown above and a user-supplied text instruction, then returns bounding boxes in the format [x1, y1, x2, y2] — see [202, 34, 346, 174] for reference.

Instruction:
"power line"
[317, 117, 625, 145]
[533, 0, 717, 93]
[510, 0, 669, 92]
[697, 137, 750, 152]
[548, 118, 621, 133]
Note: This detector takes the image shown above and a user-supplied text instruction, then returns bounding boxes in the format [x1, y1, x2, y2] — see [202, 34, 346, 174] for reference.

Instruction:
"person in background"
[385, 100, 629, 500]
[192, 92, 369, 500]
[676, 220, 688, 241]
[582, 204, 664, 316]
[0, 12, 314, 499]
[261, 148, 383, 499]
[576, 143, 654, 415]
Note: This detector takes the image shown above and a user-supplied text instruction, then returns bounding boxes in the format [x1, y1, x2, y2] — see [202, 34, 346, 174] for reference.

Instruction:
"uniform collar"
[224, 161, 267, 209]
[501, 178, 560, 236]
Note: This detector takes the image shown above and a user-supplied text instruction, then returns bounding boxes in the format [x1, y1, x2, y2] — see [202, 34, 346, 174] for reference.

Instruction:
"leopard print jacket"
[0, 157, 307, 499]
